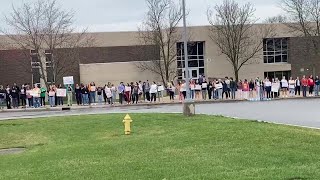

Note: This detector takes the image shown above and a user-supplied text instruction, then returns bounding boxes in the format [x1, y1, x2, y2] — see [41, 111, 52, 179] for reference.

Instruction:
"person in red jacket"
[301, 75, 308, 97]
[308, 75, 315, 96]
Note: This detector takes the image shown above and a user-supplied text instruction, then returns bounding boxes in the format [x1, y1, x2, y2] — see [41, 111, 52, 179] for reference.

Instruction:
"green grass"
[0, 114, 319, 180]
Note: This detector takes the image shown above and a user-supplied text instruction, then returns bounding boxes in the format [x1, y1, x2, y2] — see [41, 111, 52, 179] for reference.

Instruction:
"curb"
[0, 96, 319, 113]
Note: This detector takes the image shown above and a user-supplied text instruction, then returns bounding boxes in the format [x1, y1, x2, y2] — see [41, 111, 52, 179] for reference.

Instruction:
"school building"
[0, 23, 319, 86]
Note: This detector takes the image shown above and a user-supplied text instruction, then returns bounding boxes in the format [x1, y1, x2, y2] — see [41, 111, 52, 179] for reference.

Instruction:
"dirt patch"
[0, 148, 25, 155]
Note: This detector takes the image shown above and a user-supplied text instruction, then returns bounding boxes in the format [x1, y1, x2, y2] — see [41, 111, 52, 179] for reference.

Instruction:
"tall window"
[176, 42, 205, 79]
[263, 38, 288, 63]
[264, 71, 291, 80]
[31, 50, 40, 84]
[45, 50, 55, 83]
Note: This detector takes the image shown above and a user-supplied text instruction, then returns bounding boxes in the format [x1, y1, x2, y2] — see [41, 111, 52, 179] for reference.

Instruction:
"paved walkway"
[0, 98, 320, 129]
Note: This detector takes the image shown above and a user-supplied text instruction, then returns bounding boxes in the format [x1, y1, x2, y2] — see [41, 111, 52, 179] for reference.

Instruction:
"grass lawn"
[0, 114, 319, 180]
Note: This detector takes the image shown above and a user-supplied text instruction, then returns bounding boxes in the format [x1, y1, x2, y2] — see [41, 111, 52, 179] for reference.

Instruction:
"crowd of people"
[0, 75, 319, 110]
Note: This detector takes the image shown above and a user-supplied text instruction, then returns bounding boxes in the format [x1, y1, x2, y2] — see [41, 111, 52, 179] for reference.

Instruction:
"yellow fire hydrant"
[123, 114, 133, 135]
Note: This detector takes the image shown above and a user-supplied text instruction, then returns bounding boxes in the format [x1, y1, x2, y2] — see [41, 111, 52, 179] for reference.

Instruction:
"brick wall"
[289, 36, 320, 78]
[0, 45, 160, 86]
[0, 49, 31, 86]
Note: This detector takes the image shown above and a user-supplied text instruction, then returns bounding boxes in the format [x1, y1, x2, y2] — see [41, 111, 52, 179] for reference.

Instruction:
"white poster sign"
[30, 90, 40, 97]
[202, 83, 208, 89]
[158, 86, 164, 92]
[63, 76, 74, 85]
[125, 86, 131, 92]
[195, 85, 202, 90]
[56, 89, 67, 97]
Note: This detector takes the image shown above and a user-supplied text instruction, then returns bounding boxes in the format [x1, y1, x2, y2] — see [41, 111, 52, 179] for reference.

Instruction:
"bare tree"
[281, 0, 320, 36]
[2, 0, 94, 87]
[207, 0, 275, 81]
[136, 0, 184, 86]
[264, 15, 288, 23]
[281, 0, 320, 56]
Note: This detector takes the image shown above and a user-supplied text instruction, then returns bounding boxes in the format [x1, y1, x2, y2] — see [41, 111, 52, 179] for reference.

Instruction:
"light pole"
[182, 0, 195, 116]
[182, 0, 190, 100]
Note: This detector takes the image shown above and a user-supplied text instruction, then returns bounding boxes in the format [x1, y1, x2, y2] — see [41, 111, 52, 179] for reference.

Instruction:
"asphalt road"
[0, 99, 319, 129]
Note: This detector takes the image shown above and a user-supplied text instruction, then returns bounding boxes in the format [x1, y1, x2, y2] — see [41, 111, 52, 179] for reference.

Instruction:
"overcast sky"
[0, 0, 283, 32]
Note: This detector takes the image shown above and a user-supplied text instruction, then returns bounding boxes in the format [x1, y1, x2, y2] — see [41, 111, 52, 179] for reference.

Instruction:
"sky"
[0, 0, 284, 32]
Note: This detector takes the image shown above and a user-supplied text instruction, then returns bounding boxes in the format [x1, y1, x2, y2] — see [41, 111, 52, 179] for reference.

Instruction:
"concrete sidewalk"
[1, 95, 319, 113]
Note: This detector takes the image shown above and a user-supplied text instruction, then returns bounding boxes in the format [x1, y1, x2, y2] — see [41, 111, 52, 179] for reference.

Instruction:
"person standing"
[288, 77, 296, 97]
[67, 84, 73, 106]
[138, 81, 143, 103]
[190, 80, 195, 100]
[12, 83, 20, 106]
[295, 77, 301, 96]
[237, 80, 243, 99]
[168, 81, 175, 102]
[40, 86, 47, 107]
[89, 82, 96, 104]
[308, 75, 315, 96]
[81, 84, 89, 105]
[33, 84, 41, 108]
[194, 80, 201, 100]
[249, 79, 255, 100]
[208, 81, 213, 100]
[265, 78, 272, 100]
[26, 86, 33, 107]
[145, 80, 151, 102]
[132, 83, 139, 104]
[111, 84, 117, 105]
[11, 85, 19, 108]
[230, 78, 237, 100]
[222, 80, 228, 99]
[315, 76, 320, 96]
[97, 86, 103, 105]
[5, 85, 12, 109]
[242, 79, 249, 100]
[75, 84, 82, 105]
[57, 84, 64, 106]
[0, 85, 6, 110]
[225, 77, 231, 98]
[201, 79, 208, 100]
[301, 75, 308, 97]
[216, 79, 223, 100]
[48, 86, 56, 107]
[150, 81, 158, 103]
[281, 76, 289, 98]
[20, 85, 27, 107]
[180, 81, 187, 100]
[105, 85, 113, 105]
[118, 82, 125, 105]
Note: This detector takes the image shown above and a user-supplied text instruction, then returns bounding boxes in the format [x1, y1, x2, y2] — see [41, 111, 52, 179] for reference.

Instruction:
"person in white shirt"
[105, 85, 113, 105]
[264, 78, 272, 100]
[281, 76, 289, 97]
[90, 82, 96, 104]
[180, 81, 187, 100]
[271, 78, 280, 98]
[288, 77, 296, 97]
[216, 79, 223, 99]
[149, 81, 158, 102]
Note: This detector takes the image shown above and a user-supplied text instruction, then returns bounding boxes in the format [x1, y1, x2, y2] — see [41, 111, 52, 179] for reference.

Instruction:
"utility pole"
[182, 0, 195, 116]
[182, 0, 190, 100]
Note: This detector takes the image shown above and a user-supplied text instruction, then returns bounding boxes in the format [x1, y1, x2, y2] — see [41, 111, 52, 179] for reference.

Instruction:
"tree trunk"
[234, 68, 239, 82]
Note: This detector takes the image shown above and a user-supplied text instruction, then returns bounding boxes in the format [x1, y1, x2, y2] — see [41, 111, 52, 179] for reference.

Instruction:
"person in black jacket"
[0, 85, 6, 109]
[5, 85, 11, 109]
[13, 83, 20, 106]
[207, 81, 213, 100]
[230, 78, 237, 99]
[222, 81, 229, 99]
[20, 84, 27, 107]
[11, 85, 19, 108]
[75, 84, 82, 105]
